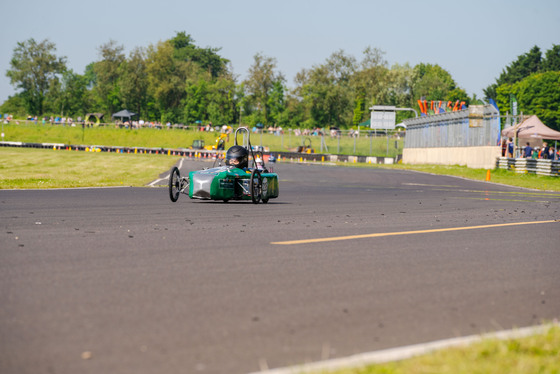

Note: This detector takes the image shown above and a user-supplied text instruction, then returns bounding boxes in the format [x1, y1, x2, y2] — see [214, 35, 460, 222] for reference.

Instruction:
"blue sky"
[1, 0, 559, 104]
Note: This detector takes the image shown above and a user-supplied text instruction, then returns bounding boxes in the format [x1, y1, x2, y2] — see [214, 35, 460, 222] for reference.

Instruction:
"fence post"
[337, 135, 340, 154]
[386, 133, 389, 156]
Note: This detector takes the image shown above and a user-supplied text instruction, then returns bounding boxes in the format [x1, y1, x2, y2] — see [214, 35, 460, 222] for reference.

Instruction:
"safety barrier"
[404, 105, 500, 148]
[0, 141, 399, 165]
[495, 157, 559, 176]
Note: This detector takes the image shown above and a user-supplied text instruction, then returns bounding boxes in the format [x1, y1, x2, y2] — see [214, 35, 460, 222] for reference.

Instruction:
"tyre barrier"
[0, 141, 400, 166]
[495, 157, 559, 176]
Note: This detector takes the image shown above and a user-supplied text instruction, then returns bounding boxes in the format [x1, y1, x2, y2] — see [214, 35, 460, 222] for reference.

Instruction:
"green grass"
[0, 122, 403, 157]
[0, 147, 179, 188]
[325, 325, 560, 374]
[382, 164, 560, 191]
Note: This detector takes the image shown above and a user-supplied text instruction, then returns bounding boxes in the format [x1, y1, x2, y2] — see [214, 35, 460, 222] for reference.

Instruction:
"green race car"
[168, 127, 279, 204]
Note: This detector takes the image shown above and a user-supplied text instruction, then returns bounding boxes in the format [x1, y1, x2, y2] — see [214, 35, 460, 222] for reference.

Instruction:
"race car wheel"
[261, 177, 269, 204]
[250, 169, 262, 204]
[169, 166, 181, 202]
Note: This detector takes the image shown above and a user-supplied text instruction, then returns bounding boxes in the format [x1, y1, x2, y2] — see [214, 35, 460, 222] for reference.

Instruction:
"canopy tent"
[501, 115, 560, 141]
[111, 109, 137, 122]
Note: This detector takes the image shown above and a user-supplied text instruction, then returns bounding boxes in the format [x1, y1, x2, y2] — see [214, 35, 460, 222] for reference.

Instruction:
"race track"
[1, 160, 559, 374]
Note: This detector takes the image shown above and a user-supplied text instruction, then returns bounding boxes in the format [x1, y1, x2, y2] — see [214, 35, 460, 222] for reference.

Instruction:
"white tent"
[502, 115, 560, 141]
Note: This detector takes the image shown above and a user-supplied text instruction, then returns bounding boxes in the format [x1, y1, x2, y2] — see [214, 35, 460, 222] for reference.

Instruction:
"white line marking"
[247, 323, 557, 374]
[147, 158, 186, 187]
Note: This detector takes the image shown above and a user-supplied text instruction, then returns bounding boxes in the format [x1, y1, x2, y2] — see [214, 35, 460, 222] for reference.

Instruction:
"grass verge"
[0, 122, 403, 157]
[326, 324, 559, 374]
[0, 147, 180, 188]
[380, 163, 560, 191]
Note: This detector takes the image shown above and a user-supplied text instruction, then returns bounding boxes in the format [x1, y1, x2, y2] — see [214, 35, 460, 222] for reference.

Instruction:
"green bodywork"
[188, 166, 279, 201]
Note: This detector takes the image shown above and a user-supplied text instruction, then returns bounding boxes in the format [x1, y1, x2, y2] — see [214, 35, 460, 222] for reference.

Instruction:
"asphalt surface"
[1, 160, 559, 374]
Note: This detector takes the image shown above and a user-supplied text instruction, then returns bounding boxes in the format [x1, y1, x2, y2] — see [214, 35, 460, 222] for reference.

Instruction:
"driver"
[225, 145, 249, 169]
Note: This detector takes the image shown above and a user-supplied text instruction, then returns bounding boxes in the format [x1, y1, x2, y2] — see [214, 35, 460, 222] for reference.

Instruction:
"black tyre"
[250, 169, 262, 204]
[261, 176, 269, 204]
[169, 166, 181, 202]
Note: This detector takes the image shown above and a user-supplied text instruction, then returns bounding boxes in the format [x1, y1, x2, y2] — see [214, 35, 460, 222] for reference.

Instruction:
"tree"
[170, 31, 229, 78]
[350, 47, 389, 124]
[500, 46, 542, 85]
[542, 44, 560, 72]
[295, 50, 357, 128]
[385, 63, 414, 109]
[496, 71, 560, 131]
[0, 94, 27, 116]
[484, 45, 543, 101]
[119, 47, 149, 117]
[520, 72, 560, 131]
[145, 40, 189, 122]
[6, 38, 67, 115]
[206, 74, 236, 125]
[92, 40, 125, 115]
[184, 73, 210, 124]
[45, 69, 90, 116]
[411, 63, 458, 101]
[267, 81, 287, 127]
[244, 53, 285, 126]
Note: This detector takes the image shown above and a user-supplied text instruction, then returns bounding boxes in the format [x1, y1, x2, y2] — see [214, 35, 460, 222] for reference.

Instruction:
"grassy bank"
[0, 122, 403, 157]
[0, 147, 179, 188]
[381, 163, 560, 191]
[327, 324, 559, 374]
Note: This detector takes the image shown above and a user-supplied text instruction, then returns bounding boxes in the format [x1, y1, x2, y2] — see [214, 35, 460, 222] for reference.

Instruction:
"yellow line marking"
[454, 197, 551, 203]
[403, 183, 459, 188]
[433, 188, 560, 197]
[271, 220, 558, 245]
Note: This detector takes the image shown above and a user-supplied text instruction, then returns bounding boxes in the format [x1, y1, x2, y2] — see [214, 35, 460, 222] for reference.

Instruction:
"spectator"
[548, 146, 556, 160]
[523, 142, 532, 158]
[542, 142, 549, 159]
[506, 138, 514, 158]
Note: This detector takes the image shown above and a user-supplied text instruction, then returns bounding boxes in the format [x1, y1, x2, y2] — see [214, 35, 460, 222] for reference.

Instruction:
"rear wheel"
[261, 177, 269, 203]
[250, 169, 262, 204]
[169, 167, 181, 202]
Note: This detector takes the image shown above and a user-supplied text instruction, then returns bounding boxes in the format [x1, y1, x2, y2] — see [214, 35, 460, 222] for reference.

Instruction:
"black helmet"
[225, 145, 249, 168]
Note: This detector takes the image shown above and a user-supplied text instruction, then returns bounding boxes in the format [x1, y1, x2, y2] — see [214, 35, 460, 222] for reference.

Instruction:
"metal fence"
[403, 105, 500, 148]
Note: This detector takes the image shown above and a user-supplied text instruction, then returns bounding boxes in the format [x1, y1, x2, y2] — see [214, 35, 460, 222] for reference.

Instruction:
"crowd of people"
[502, 138, 559, 160]
[522, 141, 558, 160]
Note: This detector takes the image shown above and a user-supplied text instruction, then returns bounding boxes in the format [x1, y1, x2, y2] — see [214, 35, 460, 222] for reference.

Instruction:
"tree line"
[484, 45, 560, 131]
[3, 32, 559, 131]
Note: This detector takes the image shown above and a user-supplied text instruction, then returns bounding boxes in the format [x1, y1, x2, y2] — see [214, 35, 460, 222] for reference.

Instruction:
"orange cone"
[485, 170, 491, 181]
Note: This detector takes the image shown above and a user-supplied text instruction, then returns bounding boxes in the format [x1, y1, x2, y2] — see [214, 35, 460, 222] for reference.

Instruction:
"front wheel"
[250, 169, 262, 204]
[169, 166, 181, 202]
